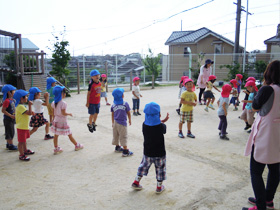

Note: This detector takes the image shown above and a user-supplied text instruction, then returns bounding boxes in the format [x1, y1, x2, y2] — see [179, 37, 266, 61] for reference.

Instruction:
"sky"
[0, 0, 279, 57]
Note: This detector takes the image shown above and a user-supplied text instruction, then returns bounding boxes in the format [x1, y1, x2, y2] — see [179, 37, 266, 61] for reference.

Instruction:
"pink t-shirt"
[51, 100, 67, 123]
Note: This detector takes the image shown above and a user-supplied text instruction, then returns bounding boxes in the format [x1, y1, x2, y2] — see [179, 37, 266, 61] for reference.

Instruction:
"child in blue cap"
[14, 89, 34, 161]
[111, 88, 133, 156]
[51, 86, 83, 154]
[46, 77, 56, 124]
[86, 69, 101, 133]
[28, 87, 53, 140]
[1, 84, 18, 150]
[131, 102, 169, 194]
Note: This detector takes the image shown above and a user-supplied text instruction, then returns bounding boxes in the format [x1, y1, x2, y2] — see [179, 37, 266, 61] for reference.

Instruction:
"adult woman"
[242, 60, 280, 210]
[196, 59, 213, 105]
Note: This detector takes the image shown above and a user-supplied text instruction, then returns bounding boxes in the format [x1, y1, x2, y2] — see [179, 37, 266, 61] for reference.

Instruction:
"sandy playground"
[0, 85, 279, 210]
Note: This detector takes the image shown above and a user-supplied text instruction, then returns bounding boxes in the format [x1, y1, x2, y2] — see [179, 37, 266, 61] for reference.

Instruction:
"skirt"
[30, 113, 48, 127]
[203, 91, 214, 99]
[51, 121, 72, 136]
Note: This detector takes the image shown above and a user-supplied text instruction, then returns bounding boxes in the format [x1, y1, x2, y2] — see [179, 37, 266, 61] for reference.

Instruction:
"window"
[183, 47, 190, 57]
[215, 44, 222, 54]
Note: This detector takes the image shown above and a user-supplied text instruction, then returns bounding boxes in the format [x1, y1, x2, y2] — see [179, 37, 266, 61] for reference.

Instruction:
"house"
[264, 24, 280, 61]
[164, 27, 244, 81]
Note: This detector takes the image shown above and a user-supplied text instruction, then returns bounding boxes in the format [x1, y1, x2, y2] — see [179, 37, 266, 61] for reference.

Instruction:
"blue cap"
[112, 88, 124, 105]
[13, 89, 28, 107]
[53, 85, 65, 103]
[90, 69, 100, 77]
[143, 102, 161, 126]
[28, 87, 42, 101]
[205, 59, 214, 65]
[1, 84, 16, 101]
[46, 77, 57, 90]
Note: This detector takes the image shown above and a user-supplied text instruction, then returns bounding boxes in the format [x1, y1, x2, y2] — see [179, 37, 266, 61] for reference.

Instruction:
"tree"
[142, 49, 162, 82]
[254, 60, 267, 80]
[219, 62, 249, 83]
[190, 53, 205, 84]
[49, 27, 71, 86]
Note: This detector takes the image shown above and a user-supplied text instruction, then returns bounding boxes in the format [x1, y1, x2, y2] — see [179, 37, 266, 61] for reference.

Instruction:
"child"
[86, 69, 101, 133]
[111, 88, 133, 157]
[178, 78, 197, 138]
[14, 90, 35, 161]
[235, 74, 243, 105]
[240, 80, 257, 132]
[176, 76, 188, 115]
[46, 77, 56, 124]
[203, 75, 221, 112]
[1, 84, 18, 150]
[51, 86, 83, 154]
[131, 102, 169, 193]
[28, 87, 54, 140]
[229, 79, 238, 111]
[132, 77, 142, 116]
[242, 77, 256, 110]
[100, 74, 110, 106]
[217, 84, 232, 140]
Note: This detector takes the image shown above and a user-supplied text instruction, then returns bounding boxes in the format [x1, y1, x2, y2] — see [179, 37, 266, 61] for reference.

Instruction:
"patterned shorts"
[137, 155, 166, 181]
[51, 121, 72, 136]
[30, 113, 48, 127]
[180, 111, 193, 123]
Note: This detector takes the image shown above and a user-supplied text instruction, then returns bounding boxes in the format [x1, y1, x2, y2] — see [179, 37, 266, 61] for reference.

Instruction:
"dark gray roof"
[0, 38, 39, 50]
[264, 36, 280, 44]
[165, 27, 236, 47]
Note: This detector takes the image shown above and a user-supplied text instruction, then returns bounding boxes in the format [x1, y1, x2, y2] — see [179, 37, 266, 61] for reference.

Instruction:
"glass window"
[215, 44, 221, 54]
[184, 47, 189, 57]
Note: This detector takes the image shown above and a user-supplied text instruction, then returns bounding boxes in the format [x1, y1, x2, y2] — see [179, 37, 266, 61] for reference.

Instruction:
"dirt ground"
[0, 85, 279, 210]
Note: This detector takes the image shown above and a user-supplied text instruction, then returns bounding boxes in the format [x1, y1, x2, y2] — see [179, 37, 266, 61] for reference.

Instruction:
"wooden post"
[13, 37, 19, 73]
[36, 54, 39, 72]
[105, 61, 108, 92]
[152, 75, 155, 89]
[40, 51, 45, 74]
[130, 71, 132, 90]
[18, 34, 24, 75]
[77, 61, 80, 94]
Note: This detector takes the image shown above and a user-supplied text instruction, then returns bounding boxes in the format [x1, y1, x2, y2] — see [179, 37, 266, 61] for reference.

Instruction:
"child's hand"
[86, 103, 89, 108]
[28, 101, 33, 106]
[193, 102, 197, 107]
[241, 100, 245, 103]
[10, 115, 15, 119]
[32, 111, 35, 116]
[243, 90, 247, 93]
[129, 120, 131, 126]
[44, 92, 49, 99]
[161, 113, 169, 123]
[140, 95, 142, 97]
[69, 113, 73, 117]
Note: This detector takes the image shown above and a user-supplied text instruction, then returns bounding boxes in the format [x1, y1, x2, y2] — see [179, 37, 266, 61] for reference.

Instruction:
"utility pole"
[233, 0, 242, 64]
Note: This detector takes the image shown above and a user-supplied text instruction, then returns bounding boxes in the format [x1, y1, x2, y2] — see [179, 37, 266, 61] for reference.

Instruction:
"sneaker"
[219, 132, 228, 135]
[204, 107, 209, 112]
[133, 112, 138, 116]
[248, 197, 274, 209]
[87, 123, 94, 133]
[122, 150, 133, 157]
[233, 107, 238, 111]
[178, 132, 185, 138]
[44, 134, 54, 140]
[156, 185, 165, 194]
[106, 102, 111, 106]
[131, 183, 143, 190]
[220, 135, 230, 140]
[176, 109, 180, 115]
[6, 143, 9, 150]
[92, 122, 97, 131]
[242, 206, 258, 210]
[54, 147, 63, 155]
[8, 144, 18, 151]
[209, 104, 215, 110]
[24, 149, 35, 155]
[199, 101, 202, 105]
[187, 133, 195, 138]
[244, 125, 251, 130]
[75, 143, 84, 151]
[203, 101, 206, 105]
[19, 155, 30, 161]
[115, 146, 124, 153]
[137, 112, 141, 115]
[247, 129, 252, 133]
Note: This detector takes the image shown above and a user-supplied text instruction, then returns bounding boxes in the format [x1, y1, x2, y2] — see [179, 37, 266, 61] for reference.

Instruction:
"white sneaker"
[54, 147, 63, 155]
[204, 107, 209, 112]
[75, 143, 84, 151]
[209, 104, 215, 110]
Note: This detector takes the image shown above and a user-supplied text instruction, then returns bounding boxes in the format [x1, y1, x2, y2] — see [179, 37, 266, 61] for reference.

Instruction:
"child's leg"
[206, 98, 211, 107]
[179, 122, 183, 131]
[68, 134, 77, 145]
[132, 156, 152, 188]
[132, 99, 136, 112]
[105, 97, 108, 103]
[187, 122, 191, 133]
[18, 142, 25, 156]
[53, 135, 59, 147]
[93, 113, 98, 124]
[30, 127, 39, 135]
[211, 97, 215, 104]
[89, 114, 94, 124]
[154, 156, 166, 192]
[136, 99, 140, 113]
[45, 122, 50, 134]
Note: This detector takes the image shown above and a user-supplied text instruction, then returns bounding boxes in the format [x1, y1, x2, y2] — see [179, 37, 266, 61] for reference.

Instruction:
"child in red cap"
[229, 79, 238, 111]
[217, 84, 232, 140]
[100, 74, 110, 106]
[203, 75, 220, 112]
[235, 74, 243, 105]
[132, 77, 142, 116]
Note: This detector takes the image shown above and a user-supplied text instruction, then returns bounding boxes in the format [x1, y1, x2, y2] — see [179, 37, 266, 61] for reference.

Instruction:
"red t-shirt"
[88, 81, 101, 104]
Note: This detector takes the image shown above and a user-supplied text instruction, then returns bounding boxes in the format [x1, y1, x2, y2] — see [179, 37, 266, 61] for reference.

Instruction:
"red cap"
[183, 78, 194, 86]
[208, 75, 217, 81]
[230, 79, 238, 88]
[236, 74, 243, 80]
[246, 77, 256, 82]
[101, 74, 107, 78]
[180, 76, 189, 83]
[221, 84, 232, 98]
[245, 80, 258, 91]
[133, 77, 140, 82]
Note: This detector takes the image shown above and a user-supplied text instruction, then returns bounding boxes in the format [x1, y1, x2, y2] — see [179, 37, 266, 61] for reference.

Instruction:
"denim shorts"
[88, 103, 100, 115]
[101, 92, 107, 97]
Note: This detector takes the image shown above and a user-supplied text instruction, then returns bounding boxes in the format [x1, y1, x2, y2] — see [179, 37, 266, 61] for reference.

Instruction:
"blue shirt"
[111, 102, 131, 126]
[245, 92, 255, 110]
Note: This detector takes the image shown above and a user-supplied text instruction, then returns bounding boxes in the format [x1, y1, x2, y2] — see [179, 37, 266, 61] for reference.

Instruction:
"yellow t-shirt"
[180, 91, 197, 112]
[101, 81, 107, 92]
[16, 104, 30, 130]
[206, 81, 213, 91]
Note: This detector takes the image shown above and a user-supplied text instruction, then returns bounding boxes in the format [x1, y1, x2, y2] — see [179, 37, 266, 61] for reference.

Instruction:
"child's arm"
[25, 101, 33, 115]
[222, 102, 227, 116]
[127, 111, 131, 126]
[161, 113, 169, 123]
[132, 91, 139, 99]
[217, 100, 220, 106]
[213, 85, 221, 92]
[2, 106, 15, 119]
[111, 112, 114, 127]
[42, 93, 49, 106]
[180, 98, 196, 106]
[61, 109, 73, 117]
[86, 91, 90, 107]
[242, 100, 253, 103]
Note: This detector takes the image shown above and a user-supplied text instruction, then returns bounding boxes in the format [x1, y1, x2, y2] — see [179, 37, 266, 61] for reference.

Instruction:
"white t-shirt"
[33, 99, 44, 113]
[132, 85, 141, 99]
[217, 97, 229, 116]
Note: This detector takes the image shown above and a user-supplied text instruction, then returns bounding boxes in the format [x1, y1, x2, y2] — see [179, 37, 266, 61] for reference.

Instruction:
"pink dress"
[197, 65, 211, 89]
[244, 85, 280, 164]
[51, 100, 72, 135]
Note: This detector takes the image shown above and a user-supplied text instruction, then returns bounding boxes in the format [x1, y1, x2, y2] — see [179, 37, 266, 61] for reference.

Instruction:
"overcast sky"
[0, 0, 279, 57]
